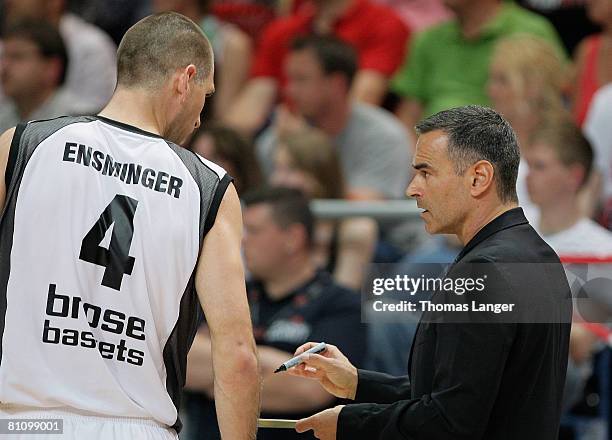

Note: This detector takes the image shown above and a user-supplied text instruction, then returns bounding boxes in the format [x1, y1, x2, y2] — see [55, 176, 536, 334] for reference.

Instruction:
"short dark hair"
[2, 19, 68, 85]
[530, 118, 594, 188]
[415, 105, 520, 203]
[243, 186, 314, 247]
[117, 12, 213, 89]
[290, 35, 357, 86]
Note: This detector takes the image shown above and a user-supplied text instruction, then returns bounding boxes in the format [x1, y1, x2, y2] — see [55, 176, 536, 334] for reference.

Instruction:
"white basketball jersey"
[0, 116, 231, 431]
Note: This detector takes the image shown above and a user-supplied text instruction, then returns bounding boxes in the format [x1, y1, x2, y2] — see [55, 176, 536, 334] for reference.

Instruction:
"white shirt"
[59, 13, 117, 112]
[539, 218, 612, 258]
[516, 159, 540, 224]
[584, 83, 612, 203]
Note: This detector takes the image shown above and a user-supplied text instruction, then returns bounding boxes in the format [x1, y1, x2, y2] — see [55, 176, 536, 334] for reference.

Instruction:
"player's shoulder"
[162, 140, 230, 188]
[0, 126, 16, 145]
[13, 115, 97, 146]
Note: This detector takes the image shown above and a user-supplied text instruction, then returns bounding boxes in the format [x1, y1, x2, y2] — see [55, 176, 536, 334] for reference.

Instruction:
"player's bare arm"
[0, 127, 16, 210]
[195, 182, 261, 440]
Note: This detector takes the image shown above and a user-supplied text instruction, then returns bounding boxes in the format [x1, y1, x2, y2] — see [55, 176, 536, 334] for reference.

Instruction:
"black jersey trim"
[95, 116, 164, 139]
[5, 123, 27, 192]
[203, 173, 233, 235]
[190, 150, 227, 180]
[163, 274, 199, 433]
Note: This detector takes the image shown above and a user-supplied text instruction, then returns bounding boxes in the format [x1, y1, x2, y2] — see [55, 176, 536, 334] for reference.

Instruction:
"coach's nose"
[406, 175, 422, 199]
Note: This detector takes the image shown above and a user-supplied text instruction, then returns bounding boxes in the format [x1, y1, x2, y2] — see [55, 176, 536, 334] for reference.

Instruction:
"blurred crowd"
[2, 0, 612, 439]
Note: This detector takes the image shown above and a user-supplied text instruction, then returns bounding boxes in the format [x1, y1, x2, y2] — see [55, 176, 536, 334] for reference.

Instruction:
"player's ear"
[175, 65, 197, 101]
[185, 64, 197, 83]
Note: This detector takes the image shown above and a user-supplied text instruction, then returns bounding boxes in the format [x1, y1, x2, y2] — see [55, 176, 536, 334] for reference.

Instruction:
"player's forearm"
[259, 345, 334, 412]
[213, 337, 261, 439]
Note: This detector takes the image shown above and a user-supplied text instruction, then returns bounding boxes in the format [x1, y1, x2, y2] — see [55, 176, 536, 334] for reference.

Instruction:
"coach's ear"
[468, 160, 495, 198]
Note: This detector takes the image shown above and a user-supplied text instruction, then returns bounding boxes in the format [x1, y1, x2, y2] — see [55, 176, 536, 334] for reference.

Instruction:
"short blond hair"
[117, 12, 213, 89]
[491, 34, 568, 120]
[278, 127, 345, 199]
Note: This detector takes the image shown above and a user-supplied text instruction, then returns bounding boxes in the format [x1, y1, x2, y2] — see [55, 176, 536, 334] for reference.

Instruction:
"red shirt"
[251, 0, 410, 84]
[574, 34, 601, 127]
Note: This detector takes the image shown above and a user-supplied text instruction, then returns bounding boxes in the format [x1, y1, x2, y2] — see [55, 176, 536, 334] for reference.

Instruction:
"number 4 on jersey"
[79, 195, 139, 291]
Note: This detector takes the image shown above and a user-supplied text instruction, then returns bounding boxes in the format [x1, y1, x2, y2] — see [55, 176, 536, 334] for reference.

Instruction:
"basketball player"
[0, 12, 260, 440]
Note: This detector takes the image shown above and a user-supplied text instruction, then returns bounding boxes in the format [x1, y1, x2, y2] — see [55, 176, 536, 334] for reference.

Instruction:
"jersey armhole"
[5, 123, 27, 191]
[203, 174, 234, 236]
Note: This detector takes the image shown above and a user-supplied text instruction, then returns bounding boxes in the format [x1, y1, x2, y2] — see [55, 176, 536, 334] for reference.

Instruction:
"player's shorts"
[0, 405, 179, 440]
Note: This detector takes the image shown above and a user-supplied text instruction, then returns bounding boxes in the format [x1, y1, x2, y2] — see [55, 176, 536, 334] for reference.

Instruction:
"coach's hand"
[296, 405, 343, 440]
[287, 342, 358, 400]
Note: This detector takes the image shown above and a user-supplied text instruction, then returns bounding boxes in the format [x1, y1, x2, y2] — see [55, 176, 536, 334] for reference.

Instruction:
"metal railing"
[310, 199, 420, 220]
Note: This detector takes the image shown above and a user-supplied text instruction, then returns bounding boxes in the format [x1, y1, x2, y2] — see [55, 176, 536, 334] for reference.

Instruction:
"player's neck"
[264, 257, 316, 301]
[99, 89, 165, 137]
[538, 199, 582, 236]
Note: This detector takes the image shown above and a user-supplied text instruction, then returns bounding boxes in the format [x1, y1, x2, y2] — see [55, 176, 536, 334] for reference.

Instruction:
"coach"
[288, 105, 573, 440]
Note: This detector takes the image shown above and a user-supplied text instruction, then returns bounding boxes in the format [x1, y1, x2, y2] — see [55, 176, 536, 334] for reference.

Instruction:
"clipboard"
[258, 418, 298, 429]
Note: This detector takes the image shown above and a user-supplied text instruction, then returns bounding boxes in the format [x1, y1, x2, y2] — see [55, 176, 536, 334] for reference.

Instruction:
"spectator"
[489, 35, 568, 147]
[189, 124, 262, 196]
[211, 0, 279, 36]
[291, 0, 451, 31]
[271, 126, 377, 290]
[517, 0, 598, 55]
[584, 83, 612, 229]
[487, 34, 569, 222]
[153, 0, 253, 120]
[374, 0, 452, 32]
[0, 20, 86, 132]
[393, 0, 564, 140]
[224, 0, 409, 135]
[256, 35, 411, 200]
[70, 0, 149, 45]
[183, 187, 366, 440]
[526, 120, 612, 256]
[572, 0, 612, 126]
[3, 0, 117, 113]
[525, 119, 612, 430]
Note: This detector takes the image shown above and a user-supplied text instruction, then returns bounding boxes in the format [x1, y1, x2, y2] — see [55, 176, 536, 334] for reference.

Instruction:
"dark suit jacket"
[338, 208, 572, 440]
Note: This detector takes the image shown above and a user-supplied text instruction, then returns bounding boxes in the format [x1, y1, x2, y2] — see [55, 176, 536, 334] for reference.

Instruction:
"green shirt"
[391, 3, 566, 117]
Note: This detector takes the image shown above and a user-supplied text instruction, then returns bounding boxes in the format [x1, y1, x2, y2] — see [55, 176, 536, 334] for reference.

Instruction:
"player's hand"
[295, 405, 342, 440]
[287, 342, 358, 400]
